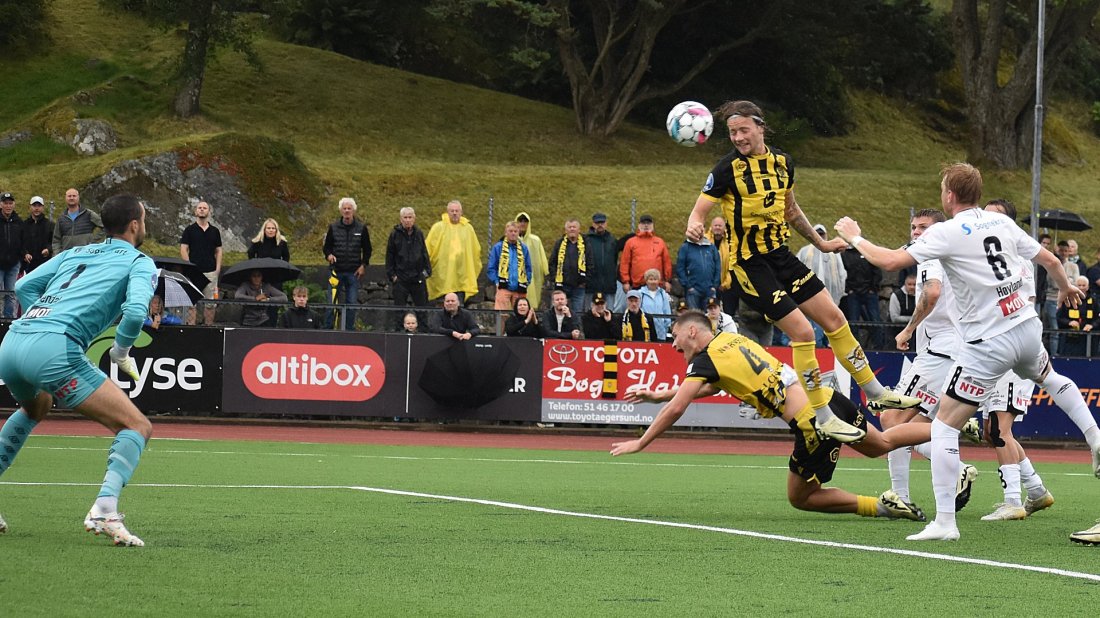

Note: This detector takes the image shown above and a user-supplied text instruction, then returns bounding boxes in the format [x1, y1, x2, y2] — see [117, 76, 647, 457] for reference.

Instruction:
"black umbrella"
[156, 269, 204, 307]
[151, 256, 209, 290]
[1022, 209, 1093, 232]
[220, 258, 302, 287]
[417, 340, 520, 408]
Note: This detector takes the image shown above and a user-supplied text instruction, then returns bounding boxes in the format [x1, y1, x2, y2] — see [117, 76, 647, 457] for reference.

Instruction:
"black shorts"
[730, 246, 826, 322]
[787, 390, 866, 484]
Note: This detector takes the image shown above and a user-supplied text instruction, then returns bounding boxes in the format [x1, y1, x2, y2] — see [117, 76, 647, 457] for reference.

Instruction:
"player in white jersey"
[878, 209, 978, 514]
[976, 199, 1053, 521]
[835, 163, 1100, 541]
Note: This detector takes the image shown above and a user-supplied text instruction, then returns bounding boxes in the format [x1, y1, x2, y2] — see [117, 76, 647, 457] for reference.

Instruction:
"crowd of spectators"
[3, 188, 1099, 356]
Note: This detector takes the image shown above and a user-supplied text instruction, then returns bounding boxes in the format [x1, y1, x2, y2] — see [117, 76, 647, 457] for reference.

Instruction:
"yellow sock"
[856, 495, 879, 517]
[824, 323, 878, 388]
[792, 340, 830, 412]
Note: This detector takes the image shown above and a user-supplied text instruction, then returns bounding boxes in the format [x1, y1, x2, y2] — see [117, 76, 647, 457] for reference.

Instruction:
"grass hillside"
[2, 0, 1100, 265]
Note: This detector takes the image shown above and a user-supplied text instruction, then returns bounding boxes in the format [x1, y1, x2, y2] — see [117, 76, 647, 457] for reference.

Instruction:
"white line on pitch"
[3, 480, 1098, 583]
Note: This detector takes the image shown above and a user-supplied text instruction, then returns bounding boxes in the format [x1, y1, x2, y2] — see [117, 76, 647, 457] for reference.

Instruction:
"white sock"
[913, 442, 932, 460]
[1040, 371, 1100, 449]
[888, 447, 913, 500]
[999, 464, 1022, 506]
[930, 418, 960, 525]
[93, 496, 118, 515]
[1019, 458, 1047, 499]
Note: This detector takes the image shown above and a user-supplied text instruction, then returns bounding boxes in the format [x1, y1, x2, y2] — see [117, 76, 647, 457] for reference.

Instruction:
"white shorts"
[944, 318, 1048, 406]
[978, 370, 1035, 419]
[894, 351, 954, 416]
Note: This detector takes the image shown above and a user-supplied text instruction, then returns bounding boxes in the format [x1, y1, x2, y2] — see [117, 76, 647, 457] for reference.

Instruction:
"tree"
[101, 0, 259, 118]
[547, 0, 783, 136]
[952, 0, 1100, 169]
[0, 0, 51, 52]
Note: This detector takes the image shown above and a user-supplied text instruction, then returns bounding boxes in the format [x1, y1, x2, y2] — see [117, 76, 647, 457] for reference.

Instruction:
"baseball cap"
[592, 292, 606, 304]
[0, 192, 13, 202]
[639, 214, 654, 224]
[676, 300, 689, 312]
[592, 212, 607, 223]
[30, 196, 44, 206]
[626, 289, 642, 299]
[706, 296, 720, 308]
[813, 223, 827, 235]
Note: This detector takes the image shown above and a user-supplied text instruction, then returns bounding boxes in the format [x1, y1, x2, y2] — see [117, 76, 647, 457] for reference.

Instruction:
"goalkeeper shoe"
[879, 490, 926, 522]
[955, 464, 978, 512]
[980, 503, 1027, 521]
[961, 418, 982, 444]
[1070, 521, 1100, 546]
[85, 510, 144, 547]
[867, 389, 923, 412]
[815, 415, 866, 444]
[1024, 490, 1055, 515]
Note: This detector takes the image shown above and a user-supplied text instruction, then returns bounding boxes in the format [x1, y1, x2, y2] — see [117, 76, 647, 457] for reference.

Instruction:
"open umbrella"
[220, 258, 302, 287]
[1022, 209, 1093, 232]
[417, 340, 520, 408]
[157, 269, 204, 307]
[151, 256, 210, 290]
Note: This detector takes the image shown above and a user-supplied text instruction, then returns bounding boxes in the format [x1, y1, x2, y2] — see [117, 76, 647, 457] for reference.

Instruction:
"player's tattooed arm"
[785, 190, 846, 252]
[896, 278, 940, 350]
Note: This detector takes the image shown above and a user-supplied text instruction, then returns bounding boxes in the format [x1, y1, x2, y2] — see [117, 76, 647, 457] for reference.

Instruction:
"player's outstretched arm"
[686, 195, 714, 242]
[784, 190, 844, 252]
[834, 217, 917, 272]
[611, 380, 705, 456]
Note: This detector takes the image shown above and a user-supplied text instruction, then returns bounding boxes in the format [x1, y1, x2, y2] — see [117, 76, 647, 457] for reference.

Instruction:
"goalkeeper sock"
[0, 409, 38, 476]
[96, 430, 146, 511]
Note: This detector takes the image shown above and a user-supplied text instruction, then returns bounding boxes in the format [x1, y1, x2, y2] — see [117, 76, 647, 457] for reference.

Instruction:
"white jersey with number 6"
[906, 208, 1040, 343]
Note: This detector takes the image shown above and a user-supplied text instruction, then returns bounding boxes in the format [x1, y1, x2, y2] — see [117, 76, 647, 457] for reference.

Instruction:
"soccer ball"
[666, 101, 713, 147]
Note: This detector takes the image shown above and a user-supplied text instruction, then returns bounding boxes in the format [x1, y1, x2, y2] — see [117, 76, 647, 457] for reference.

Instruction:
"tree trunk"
[952, 0, 1100, 169]
[173, 0, 215, 118]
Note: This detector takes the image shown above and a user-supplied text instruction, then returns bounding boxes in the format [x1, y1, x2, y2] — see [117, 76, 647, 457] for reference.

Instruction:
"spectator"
[431, 292, 480, 340]
[323, 197, 371, 330]
[247, 218, 290, 261]
[487, 221, 532, 310]
[143, 295, 183, 331]
[736, 304, 773, 348]
[581, 291, 618, 340]
[1034, 233, 1052, 316]
[585, 212, 618, 311]
[639, 268, 673, 341]
[1046, 239, 1078, 352]
[1066, 239, 1080, 265]
[279, 286, 321, 329]
[704, 216, 737, 315]
[1057, 240, 1080, 280]
[705, 296, 738, 335]
[675, 299, 690, 315]
[21, 195, 53, 273]
[620, 289, 655, 342]
[675, 234, 721, 310]
[549, 218, 592, 316]
[1087, 246, 1100, 300]
[505, 297, 541, 337]
[889, 274, 917, 323]
[619, 214, 671, 295]
[610, 224, 637, 313]
[426, 200, 481, 303]
[796, 224, 847, 305]
[179, 201, 223, 325]
[841, 245, 884, 349]
[514, 212, 549, 310]
[51, 187, 102, 254]
[401, 312, 420, 335]
[541, 289, 581, 339]
[0, 192, 22, 318]
[1057, 276, 1099, 357]
[233, 270, 287, 328]
[385, 207, 430, 308]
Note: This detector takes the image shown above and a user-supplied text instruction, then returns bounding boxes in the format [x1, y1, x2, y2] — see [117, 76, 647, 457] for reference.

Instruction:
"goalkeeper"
[612, 310, 947, 522]
[0, 194, 155, 547]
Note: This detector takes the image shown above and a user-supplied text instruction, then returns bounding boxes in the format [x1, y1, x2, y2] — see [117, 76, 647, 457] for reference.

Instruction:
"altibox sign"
[242, 343, 385, 401]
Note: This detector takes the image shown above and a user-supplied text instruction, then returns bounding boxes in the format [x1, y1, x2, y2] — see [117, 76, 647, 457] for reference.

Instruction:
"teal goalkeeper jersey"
[12, 239, 157, 349]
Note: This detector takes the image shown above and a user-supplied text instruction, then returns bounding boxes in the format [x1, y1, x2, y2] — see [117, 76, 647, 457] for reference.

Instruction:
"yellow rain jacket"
[426, 213, 482, 300]
[515, 211, 549, 309]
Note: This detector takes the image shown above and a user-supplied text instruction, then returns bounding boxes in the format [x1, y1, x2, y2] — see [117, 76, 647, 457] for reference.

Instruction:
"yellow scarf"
[621, 310, 651, 342]
[554, 235, 586, 285]
[498, 240, 529, 287]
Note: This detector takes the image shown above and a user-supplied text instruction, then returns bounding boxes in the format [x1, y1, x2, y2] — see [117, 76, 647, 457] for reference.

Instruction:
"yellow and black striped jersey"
[683, 332, 794, 418]
[699, 147, 795, 262]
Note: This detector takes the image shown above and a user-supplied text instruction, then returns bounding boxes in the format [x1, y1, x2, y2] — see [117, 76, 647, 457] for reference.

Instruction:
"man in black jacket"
[22, 196, 53, 274]
[542, 289, 581, 339]
[385, 207, 430, 308]
[0, 193, 24, 318]
[279, 286, 321, 329]
[431, 292, 480, 340]
[581, 291, 618, 340]
[322, 197, 372, 330]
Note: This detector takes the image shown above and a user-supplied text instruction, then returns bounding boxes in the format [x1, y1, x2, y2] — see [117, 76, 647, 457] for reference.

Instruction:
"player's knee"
[127, 415, 153, 441]
[787, 492, 812, 511]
